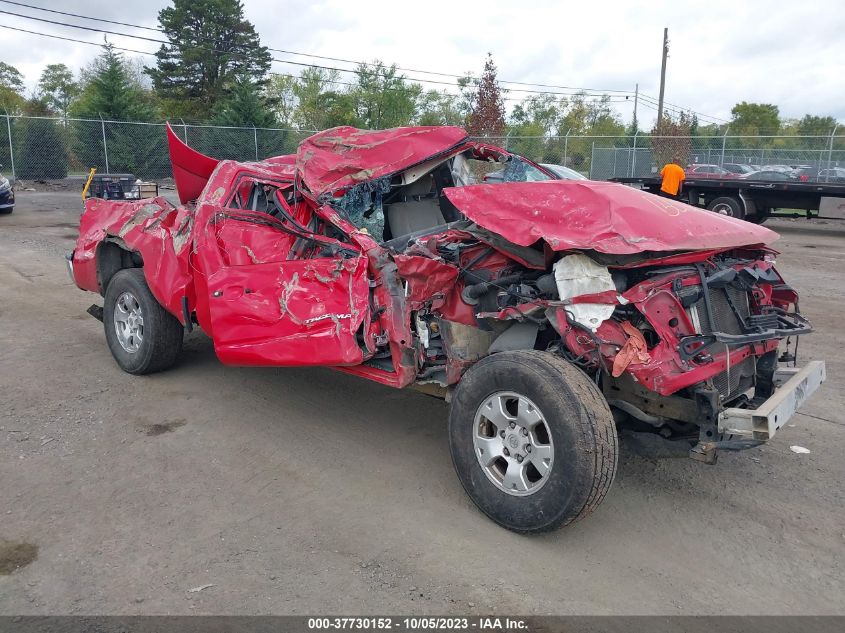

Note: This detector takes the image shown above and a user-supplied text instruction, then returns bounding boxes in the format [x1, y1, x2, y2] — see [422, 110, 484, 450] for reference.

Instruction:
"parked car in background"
[0, 166, 14, 214]
[817, 168, 845, 183]
[538, 163, 589, 180]
[760, 164, 795, 174]
[792, 167, 819, 181]
[722, 163, 754, 175]
[686, 164, 738, 179]
[740, 170, 799, 181]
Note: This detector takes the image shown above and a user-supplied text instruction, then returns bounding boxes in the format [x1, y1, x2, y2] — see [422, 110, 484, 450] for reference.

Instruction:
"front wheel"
[448, 350, 618, 534]
[103, 268, 184, 374]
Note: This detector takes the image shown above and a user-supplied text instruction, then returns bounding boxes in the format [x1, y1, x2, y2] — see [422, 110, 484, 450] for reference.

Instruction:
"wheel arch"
[96, 238, 143, 296]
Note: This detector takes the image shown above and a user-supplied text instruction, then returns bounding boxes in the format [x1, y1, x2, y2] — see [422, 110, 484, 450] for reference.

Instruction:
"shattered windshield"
[332, 176, 393, 238]
[329, 150, 552, 243]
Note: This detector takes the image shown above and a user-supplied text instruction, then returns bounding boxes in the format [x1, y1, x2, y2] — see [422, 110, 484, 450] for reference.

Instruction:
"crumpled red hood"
[443, 180, 778, 254]
[297, 126, 467, 196]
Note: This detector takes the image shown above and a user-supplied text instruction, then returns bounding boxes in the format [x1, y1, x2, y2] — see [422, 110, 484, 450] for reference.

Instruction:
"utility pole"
[657, 27, 668, 127]
[632, 83, 639, 132]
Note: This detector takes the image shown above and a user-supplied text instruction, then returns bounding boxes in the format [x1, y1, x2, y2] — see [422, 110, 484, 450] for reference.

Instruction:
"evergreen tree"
[467, 54, 506, 138]
[71, 43, 160, 176]
[17, 98, 68, 179]
[147, 0, 271, 120]
[72, 43, 155, 121]
[214, 76, 276, 128]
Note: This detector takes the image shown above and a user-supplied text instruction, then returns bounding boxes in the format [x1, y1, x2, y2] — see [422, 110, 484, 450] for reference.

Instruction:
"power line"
[0, 22, 631, 111]
[4, 3, 720, 121]
[638, 93, 729, 124]
[0, 7, 641, 99]
[3, 0, 735, 123]
[0, 0, 640, 97]
[0, 19, 635, 106]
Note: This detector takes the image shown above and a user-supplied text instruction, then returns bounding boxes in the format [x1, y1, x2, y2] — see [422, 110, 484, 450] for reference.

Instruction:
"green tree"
[416, 77, 474, 126]
[265, 74, 298, 127]
[17, 97, 69, 178]
[213, 75, 276, 127]
[553, 93, 625, 169]
[70, 43, 161, 176]
[0, 61, 26, 113]
[146, 0, 271, 120]
[796, 114, 837, 136]
[72, 43, 156, 121]
[467, 54, 506, 138]
[508, 94, 567, 162]
[37, 64, 79, 118]
[348, 62, 421, 129]
[290, 68, 353, 130]
[730, 102, 780, 136]
[510, 94, 565, 137]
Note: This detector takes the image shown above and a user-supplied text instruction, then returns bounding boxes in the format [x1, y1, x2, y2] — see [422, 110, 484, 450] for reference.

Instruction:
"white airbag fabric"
[553, 254, 615, 331]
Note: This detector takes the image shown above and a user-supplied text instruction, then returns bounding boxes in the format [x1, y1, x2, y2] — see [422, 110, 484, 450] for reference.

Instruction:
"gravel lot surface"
[0, 191, 843, 615]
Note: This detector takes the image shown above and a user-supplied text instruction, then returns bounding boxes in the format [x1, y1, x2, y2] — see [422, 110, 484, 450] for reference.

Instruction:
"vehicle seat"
[386, 199, 446, 240]
[385, 176, 446, 240]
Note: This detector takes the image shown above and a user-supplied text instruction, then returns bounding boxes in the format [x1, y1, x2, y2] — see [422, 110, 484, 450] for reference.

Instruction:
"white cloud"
[1, 0, 842, 127]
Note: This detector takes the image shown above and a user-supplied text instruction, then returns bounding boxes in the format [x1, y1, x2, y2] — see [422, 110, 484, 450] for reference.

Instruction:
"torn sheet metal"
[73, 195, 195, 321]
[296, 126, 467, 197]
[392, 254, 459, 308]
[443, 181, 778, 254]
[71, 122, 809, 422]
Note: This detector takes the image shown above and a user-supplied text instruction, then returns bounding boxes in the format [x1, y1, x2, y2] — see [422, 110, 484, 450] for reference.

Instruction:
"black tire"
[745, 207, 771, 224]
[103, 268, 183, 374]
[448, 350, 618, 534]
[707, 196, 744, 219]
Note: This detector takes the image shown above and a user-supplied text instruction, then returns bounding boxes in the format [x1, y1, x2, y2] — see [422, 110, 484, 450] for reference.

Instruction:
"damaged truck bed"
[67, 124, 825, 533]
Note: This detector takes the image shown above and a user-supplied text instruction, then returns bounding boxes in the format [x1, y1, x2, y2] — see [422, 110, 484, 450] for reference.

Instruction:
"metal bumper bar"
[718, 360, 826, 440]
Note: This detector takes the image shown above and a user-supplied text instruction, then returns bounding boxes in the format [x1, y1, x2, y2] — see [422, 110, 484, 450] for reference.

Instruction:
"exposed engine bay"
[331, 152, 814, 463]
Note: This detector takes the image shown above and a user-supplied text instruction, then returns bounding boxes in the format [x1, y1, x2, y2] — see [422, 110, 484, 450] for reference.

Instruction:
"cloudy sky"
[1, 0, 843, 128]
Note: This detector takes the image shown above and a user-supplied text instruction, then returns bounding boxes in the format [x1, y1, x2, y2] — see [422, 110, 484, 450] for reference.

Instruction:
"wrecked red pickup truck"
[67, 124, 825, 533]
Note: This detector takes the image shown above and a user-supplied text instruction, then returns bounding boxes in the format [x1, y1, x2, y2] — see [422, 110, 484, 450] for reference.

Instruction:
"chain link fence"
[488, 131, 845, 180]
[2, 115, 843, 184]
[0, 115, 315, 182]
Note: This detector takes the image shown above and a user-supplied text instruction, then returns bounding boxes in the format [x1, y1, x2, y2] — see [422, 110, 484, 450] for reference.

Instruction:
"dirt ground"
[0, 191, 843, 616]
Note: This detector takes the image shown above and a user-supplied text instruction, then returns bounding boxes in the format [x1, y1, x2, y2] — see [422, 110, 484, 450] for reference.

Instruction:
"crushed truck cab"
[68, 124, 825, 533]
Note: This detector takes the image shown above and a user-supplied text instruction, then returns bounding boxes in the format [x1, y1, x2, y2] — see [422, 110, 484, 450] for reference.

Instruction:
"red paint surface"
[166, 123, 220, 204]
[72, 124, 801, 403]
[206, 257, 371, 366]
[443, 180, 778, 254]
[296, 126, 467, 196]
[73, 196, 195, 321]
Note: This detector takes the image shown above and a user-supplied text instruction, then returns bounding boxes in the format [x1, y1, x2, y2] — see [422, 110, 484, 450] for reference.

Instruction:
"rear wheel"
[707, 196, 744, 219]
[745, 207, 771, 224]
[448, 350, 618, 533]
[103, 268, 183, 374]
